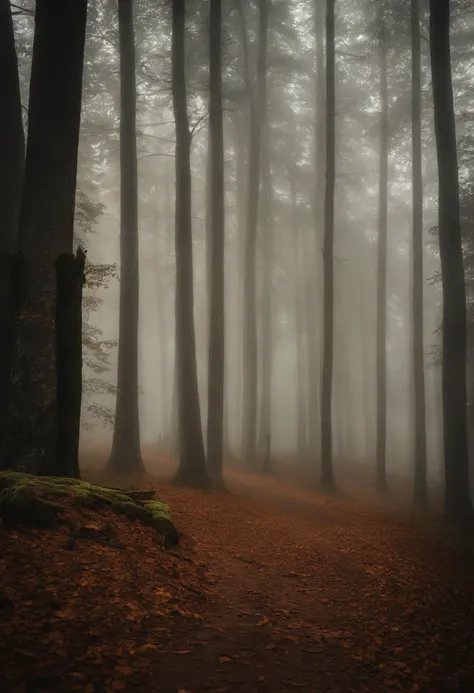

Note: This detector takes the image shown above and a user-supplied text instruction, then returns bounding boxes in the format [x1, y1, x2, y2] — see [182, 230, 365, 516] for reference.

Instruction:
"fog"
[13, 0, 474, 491]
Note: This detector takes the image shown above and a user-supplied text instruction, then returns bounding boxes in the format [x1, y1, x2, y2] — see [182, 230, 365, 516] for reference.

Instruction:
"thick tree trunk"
[376, 21, 389, 493]
[0, 0, 25, 456]
[172, 0, 209, 489]
[430, 0, 473, 521]
[108, 0, 144, 474]
[411, 0, 428, 506]
[2, 0, 87, 475]
[207, 0, 226, 486]
[320, 0, 336, 491]
[53, 248, 86, 479]
[242, 0, 268, 463]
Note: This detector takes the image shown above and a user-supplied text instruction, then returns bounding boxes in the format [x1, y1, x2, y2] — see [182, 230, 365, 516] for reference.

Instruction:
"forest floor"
[1, 452, 474, 693]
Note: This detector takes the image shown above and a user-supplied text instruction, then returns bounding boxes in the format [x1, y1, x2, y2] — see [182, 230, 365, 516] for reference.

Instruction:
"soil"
[1, 457, 473, 693]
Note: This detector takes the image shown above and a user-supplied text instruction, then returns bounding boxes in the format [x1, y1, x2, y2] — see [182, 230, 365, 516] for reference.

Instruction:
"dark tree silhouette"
[172, 0, 209, 489]
[320, 0, 336, 491]
[411, 0, 428, 506]
[2, 0, 87, 476]
[207, 0, 226, 487]
[107, 0, 145, 474]
[0, 0, 24, 455]
[430, 0, 473, 521]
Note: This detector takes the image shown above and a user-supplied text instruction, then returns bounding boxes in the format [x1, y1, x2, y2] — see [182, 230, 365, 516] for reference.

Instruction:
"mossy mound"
[0, 472, 178, 543]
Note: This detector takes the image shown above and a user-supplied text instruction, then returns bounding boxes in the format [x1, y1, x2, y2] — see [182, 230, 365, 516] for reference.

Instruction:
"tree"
[107, 0, 145, 474]
[172, 0, 209, 489]
[320, 0, 336, 491]
[207, 0, 226, 486]
[411, 0, 428, 506]
[376, 10, 389, 494]
[430, 0, 473, 521]
[0, 0, 24, 453]
[242, 0, 269, 462]
[2, 0, 88, 476]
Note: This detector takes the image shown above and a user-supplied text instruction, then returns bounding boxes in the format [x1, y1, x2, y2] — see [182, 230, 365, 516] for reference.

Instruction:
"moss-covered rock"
[0, 472, 178, 543]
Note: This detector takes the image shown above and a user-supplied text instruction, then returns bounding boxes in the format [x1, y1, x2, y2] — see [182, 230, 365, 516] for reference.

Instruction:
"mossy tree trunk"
[2, 0, 87, 475]
[0, 0, 25, 460]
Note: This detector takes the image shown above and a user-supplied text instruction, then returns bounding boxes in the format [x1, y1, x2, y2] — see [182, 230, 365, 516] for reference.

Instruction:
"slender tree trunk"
[258, 125, 273, 454]
[309, 0, 325, 459]
[290, 163, 307, 459]
[233, 114, 246, 453]
[411, 0, 428, 506]
[172, 0, 209, 488]
[108, 0, 144, 474]
[430, 0, 473, 521]
[2, 0, 87, 475]
[242, 0, 268, 463]
[207, 0, 226, 486]
[376, 20, 389, 493]
[320, 0, 336, 491]
[0, 0, 24, 455]
[156, 209, 169, 440]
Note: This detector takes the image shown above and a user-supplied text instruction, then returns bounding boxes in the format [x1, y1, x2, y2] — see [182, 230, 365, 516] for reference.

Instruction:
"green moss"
[0, 472, 177, 541]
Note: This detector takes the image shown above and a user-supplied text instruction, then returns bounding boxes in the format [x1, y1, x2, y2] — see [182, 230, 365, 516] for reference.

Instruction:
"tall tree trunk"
[1, 0, 87, 475]
[320, 0, 336, 491]
[207, 0, 226, 486]
[233, 114, 246, 453]
[156, 208, 169, 440]
[376, 19, 389, 493]
[108, 0, 144, 474]
[172, 0, 209, 488]
[242, 0, 268, 463]
[290, 163, 307, 459]
[411, 0, 428, 506]
[0, 0, 24, 455]
[430, 0, 473, 521]
[258, 125, 273, 454]
[309, 0, 325, 459]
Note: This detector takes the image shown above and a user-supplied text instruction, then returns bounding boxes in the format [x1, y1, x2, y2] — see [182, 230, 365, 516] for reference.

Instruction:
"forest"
[1, 0, 474, 691]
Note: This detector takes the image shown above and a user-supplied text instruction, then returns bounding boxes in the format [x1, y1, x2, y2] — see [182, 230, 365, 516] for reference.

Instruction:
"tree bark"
[2, 0, 87, 475]
[172, 0, 209, 488]
[430, 0, 473, 521]
[0, 0, 24, 455]
[258, 124, 273, 454]
[53, 248, 86, 479]
[242, 0, 268, 463]
[376, 19, 389, 493]
[309, 0, 325, 459]
[290, 163, 307, 459]
[108, 0, 144, 474]
[320, 0, 336, 491]
[411, 0, 428, 506]
[207, 0, 226, 486]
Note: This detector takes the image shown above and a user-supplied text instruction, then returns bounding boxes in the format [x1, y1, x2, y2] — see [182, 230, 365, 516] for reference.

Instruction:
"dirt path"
[2, 466, 474, 693]
[147, 469, 474, 693]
